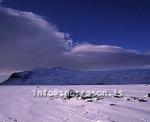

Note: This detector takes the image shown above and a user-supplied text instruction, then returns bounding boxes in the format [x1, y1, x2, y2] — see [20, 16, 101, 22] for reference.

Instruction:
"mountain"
[1, 67, 150, 85]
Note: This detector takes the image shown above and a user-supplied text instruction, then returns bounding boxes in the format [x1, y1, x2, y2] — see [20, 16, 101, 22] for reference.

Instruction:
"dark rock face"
[9, 73, 23, 79]
[1, 67, 150, 85]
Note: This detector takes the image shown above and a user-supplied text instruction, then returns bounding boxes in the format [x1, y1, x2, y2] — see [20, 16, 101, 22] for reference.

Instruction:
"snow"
[0, 85, 150, 122]
[0, 74, 10, 83]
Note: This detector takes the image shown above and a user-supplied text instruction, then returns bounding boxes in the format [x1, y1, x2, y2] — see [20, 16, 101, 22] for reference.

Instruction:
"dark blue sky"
[3, 0, 150, 52]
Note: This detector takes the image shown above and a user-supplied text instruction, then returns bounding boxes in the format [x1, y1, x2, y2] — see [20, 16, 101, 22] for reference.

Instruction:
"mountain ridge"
[1, 67, 150, 85]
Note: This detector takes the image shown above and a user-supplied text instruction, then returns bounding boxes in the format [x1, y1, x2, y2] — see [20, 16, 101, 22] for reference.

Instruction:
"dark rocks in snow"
[126, 96, 148, 102]
[86, 99, 93, 102]
[147, 93, 150, 98]
[62, 90, 105, 102]
[110, 103, 116, 106]
[130, 96, 138, 100]
[137, 98, 148, 102]
[81, 95, 93, 100]
[125, 97, 132, 101]
[113, 92, 124, 98]
[113, 95, 123, 98]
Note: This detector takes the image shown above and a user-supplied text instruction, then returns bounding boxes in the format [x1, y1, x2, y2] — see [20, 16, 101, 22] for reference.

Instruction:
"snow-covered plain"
[0, 85, 150, 122]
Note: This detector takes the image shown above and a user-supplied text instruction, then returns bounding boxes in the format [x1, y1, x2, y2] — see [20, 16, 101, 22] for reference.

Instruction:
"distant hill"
[1, 67, 150, 85]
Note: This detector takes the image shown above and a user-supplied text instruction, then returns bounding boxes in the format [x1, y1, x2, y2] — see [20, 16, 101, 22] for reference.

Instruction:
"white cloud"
[71, 44, 138, 53]
[0, 6, 150, 72]
[66, 44, 150, 70]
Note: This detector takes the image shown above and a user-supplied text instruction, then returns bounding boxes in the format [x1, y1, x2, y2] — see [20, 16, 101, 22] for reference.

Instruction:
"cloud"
[0, 7, 72, 71]
[0, 6, 150, 72]
[71, 44, 138, 53]
[67, 44, 150, 70]
[0, 0, 2, 3]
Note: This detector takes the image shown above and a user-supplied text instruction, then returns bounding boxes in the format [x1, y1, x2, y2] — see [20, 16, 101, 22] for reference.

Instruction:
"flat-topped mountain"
[1, 67, 150, 85]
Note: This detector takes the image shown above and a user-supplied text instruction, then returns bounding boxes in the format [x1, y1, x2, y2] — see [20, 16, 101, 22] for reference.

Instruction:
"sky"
[0, 0, 150, 73]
